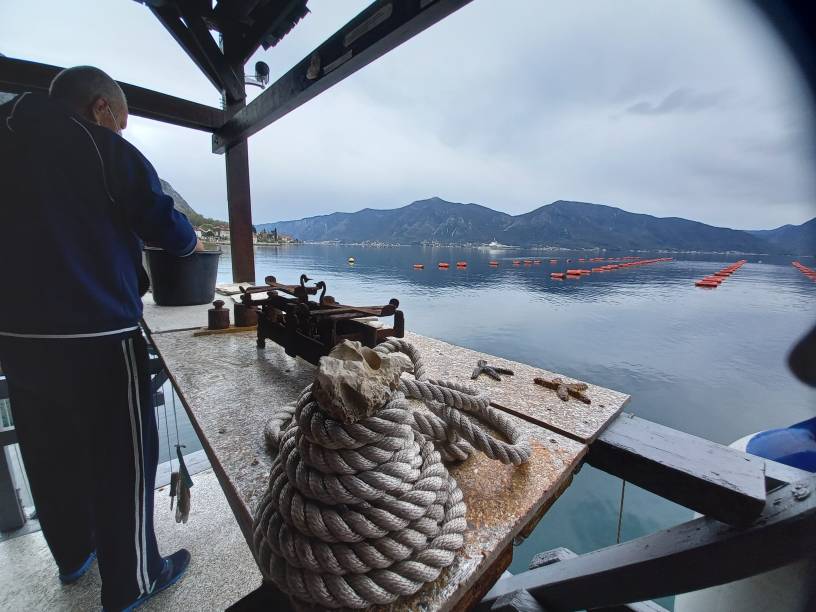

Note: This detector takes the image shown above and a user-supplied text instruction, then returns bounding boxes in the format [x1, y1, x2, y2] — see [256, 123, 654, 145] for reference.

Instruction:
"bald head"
[49, 66, 128, 134]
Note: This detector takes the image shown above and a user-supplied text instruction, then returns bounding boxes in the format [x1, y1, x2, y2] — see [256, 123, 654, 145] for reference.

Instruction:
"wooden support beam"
[490, 549, 670, 612]
[227, 0, 308, 66]
[150, 5, 246, 102]
[587, 413, 767, 525]
[151, 5, 225, 93]
[0, 56, 225, 132]
[477, 475, 816, 611]
[178, 6, 248, 103]
[213, 0, 474, 153]
[224, 96, 255, 282]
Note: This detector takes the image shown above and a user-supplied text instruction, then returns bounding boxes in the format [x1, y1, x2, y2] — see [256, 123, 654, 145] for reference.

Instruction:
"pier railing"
[478, 414, 815, 611]
[0, 373, 27, 532]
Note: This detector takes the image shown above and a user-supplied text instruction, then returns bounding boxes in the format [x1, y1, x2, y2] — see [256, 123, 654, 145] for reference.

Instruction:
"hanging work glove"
[174, 444, 193, 524]
[169, 471, 179, 510]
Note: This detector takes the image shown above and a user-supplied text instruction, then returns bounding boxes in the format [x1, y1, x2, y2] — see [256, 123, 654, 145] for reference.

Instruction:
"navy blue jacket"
[0, 93, 197, 337]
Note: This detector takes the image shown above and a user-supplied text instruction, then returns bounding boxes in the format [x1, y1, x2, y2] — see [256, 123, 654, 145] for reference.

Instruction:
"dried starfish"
[534, 376, 591, 404]
[471, 359, 514, 381]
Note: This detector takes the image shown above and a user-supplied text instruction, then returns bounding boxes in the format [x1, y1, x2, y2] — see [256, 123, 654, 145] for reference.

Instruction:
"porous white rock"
[313, 340, 412, 422]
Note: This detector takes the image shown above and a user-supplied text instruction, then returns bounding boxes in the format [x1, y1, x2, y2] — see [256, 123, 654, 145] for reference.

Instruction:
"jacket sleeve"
[105, 136, 198, 257]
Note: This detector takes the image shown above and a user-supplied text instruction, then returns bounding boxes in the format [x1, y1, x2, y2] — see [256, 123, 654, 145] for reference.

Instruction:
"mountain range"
[748, 218, 816, 256]
[256, 197, 814, 254]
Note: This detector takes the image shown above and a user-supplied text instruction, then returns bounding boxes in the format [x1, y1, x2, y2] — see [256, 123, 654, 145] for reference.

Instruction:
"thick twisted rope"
[255, 339, 531, 608]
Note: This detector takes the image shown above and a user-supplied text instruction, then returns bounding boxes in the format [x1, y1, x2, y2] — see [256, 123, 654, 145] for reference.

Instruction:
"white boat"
[481, 239, 514, 250]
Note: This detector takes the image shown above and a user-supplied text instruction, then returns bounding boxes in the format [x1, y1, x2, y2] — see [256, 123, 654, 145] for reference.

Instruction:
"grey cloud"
[1, 0, 814, 230]
[626, 88, 729, 115]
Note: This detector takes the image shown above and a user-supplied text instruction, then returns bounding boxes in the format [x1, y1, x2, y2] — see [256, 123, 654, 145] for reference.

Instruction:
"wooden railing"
[478, 416, 815, 611]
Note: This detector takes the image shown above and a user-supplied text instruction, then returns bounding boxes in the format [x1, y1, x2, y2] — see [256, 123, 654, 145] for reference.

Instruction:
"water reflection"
[215, 244, 815, 590]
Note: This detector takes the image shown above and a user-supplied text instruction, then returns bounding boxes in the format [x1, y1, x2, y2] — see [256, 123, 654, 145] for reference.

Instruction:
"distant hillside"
[258, 197, 510, 244]
[748, 218, 816, 255]
[159, 178, 225, 227]
[258, 197, 781, 253]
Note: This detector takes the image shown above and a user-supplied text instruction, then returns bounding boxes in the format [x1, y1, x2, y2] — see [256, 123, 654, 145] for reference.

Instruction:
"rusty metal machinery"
[239, 274, 404, 364]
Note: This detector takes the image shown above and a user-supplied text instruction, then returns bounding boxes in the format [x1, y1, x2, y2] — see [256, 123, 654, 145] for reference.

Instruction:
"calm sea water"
[181, 244, 815, 604]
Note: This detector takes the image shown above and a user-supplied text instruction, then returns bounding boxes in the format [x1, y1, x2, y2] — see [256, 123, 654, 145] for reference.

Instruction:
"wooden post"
[224, 95, 255, 283]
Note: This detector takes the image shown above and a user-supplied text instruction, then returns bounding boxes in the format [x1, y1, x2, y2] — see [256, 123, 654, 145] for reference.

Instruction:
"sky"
[2, 0, 815, 230]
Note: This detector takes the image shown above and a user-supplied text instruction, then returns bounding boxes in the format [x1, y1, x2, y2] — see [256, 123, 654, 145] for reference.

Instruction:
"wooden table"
[141, 294, 629, 610]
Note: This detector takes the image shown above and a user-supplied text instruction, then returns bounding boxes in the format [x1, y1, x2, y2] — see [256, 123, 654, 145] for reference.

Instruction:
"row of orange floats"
[694, 260, 747, 288]
[432, 261, 468, 269]
[792, 261, 816, 281]
[417, 255, 648, 271]
[551, 257, 673, 280]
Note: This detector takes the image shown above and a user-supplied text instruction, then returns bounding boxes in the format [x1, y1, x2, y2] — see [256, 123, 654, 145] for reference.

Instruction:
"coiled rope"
[254, 338, 532, 609]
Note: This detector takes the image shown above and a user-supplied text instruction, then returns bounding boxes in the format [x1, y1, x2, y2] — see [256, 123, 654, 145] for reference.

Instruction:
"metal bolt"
[792, 483, 810, 501]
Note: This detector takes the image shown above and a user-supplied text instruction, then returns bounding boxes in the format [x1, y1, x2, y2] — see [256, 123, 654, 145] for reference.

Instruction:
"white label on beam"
[344, 3, 393, 48]
[323, 50, 353, 75]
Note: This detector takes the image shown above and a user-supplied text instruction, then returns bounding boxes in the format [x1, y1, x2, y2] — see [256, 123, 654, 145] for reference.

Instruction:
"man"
[0, 66, 199, 611]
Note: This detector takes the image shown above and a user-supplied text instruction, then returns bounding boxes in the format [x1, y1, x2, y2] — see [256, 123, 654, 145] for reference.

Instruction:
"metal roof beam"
[0, 56, 226, 132]
[212, 0, 473, 153]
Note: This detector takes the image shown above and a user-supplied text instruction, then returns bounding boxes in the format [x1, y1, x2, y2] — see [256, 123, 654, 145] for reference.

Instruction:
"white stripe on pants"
[122, 338, 149, 596]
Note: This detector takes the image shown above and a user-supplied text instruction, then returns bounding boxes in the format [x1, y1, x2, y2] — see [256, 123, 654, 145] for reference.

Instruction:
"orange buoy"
[550, 272, 566, 279]
[489, 261, 499, 266]
[696, 280, 718, 288]
[456, 261, 467, 268]
[513, 260, 521, 265]
[413, 264, 424, 269]
[438, 262, 449, 268]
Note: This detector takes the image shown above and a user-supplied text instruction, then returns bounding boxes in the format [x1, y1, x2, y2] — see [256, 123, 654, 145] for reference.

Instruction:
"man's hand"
[194, 239, 206, 252]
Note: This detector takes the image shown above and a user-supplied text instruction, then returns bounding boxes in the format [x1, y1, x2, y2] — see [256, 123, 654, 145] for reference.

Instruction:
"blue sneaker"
[106, 549, 191, 612]
[59, 550, 96, 585]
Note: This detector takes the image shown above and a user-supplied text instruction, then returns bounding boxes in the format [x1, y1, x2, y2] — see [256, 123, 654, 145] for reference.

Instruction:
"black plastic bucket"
[144, 247, 221, 306]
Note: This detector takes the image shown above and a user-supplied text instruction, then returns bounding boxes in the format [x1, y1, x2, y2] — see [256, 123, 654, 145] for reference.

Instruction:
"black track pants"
[0, 332, 163, 610]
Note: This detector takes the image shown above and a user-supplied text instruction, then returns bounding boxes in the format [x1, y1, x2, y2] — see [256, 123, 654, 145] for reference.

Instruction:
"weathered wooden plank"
[404, 332, 628, 443]
[147, 327, 587, 611]
[491, 586, 545, 612]
[0, 56, 225, 132]
[587, 413, 766, 525]
[477, 475, 816, 611]
[494, 548, 670, 612]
